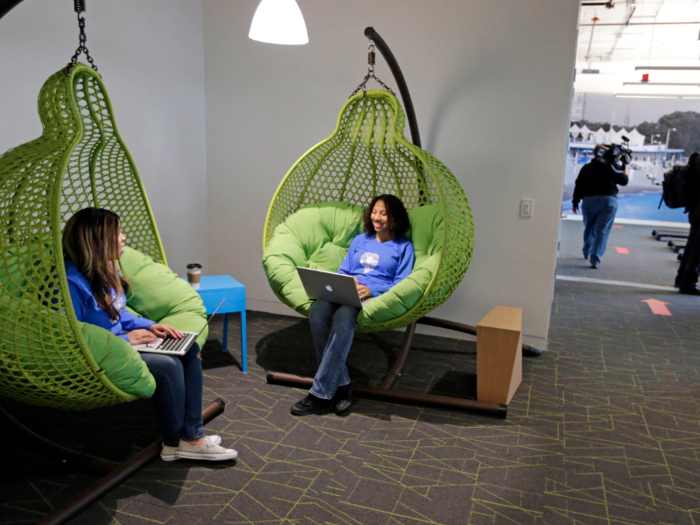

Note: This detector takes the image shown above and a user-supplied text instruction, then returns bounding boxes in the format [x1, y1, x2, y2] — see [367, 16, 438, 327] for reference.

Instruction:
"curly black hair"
[362, 194, 410, 239]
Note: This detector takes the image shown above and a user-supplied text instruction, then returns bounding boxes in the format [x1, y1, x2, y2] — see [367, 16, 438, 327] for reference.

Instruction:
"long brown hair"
[62, 208, 128, 321]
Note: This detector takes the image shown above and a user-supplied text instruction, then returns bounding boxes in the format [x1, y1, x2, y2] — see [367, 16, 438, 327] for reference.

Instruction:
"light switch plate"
[520, 198, 534, 218]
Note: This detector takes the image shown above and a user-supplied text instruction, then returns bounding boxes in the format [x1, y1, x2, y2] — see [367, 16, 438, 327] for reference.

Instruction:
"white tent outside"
[578, 124, 595, 142]
[626, 128, 646, 148]
[592, 127, 607, 143]
[569, 123, 582, 141]
[570, 123, 647, 148]
[609, 128, 626, 144]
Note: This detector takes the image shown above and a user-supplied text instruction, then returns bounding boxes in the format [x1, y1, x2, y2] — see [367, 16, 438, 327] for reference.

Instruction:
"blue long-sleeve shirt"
[338, 233, 415, 297]
[65, 260, 155, 342]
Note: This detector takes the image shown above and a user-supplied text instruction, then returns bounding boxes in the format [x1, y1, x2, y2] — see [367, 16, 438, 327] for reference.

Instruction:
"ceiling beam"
[581, 21, 700, 25]
[635, 66, 700, 70]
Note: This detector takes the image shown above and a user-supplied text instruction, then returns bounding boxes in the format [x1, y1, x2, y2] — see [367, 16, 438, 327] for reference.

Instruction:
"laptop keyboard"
[158, 333, 196, 353]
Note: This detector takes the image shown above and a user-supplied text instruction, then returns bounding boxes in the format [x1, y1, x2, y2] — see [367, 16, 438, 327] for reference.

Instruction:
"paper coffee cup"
[186, 263, 202, 289]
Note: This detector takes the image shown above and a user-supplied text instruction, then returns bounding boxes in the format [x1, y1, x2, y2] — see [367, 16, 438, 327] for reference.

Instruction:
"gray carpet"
[4, 221, 700, 523]
[557, 220, 681, 286]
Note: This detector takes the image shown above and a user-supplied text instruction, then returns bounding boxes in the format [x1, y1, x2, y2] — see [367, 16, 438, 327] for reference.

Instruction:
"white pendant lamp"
[249, 0, 309, 45]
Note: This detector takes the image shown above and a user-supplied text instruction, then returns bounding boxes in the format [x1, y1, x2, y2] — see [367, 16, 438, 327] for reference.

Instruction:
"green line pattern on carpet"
[3, 223, 700, 523]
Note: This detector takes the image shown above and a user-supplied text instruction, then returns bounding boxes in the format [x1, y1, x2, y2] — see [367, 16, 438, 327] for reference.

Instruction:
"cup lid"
[186, 263, 203, 270]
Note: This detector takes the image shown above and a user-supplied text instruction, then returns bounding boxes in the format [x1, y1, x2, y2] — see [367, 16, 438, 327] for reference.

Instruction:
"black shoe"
[291, 394, 329, 416]
[590, 263, 598, 269]
[522, 345, 543, 357]
[333, 383, 355, 414]
[679, 284, 700, 296]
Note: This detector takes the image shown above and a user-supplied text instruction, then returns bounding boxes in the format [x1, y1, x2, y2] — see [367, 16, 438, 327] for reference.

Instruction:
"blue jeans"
[139, 343, 205, 447]
[582, 195, 618, 265]
[308, 301, 359, 400]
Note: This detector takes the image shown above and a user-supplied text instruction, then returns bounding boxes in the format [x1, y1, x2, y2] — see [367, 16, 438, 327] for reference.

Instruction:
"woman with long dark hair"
[63, 207, 237, 462]
[292, 194, 415, 416]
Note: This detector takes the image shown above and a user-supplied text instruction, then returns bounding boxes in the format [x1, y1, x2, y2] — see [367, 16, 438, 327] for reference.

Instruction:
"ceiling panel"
[575, 0, 700, 94]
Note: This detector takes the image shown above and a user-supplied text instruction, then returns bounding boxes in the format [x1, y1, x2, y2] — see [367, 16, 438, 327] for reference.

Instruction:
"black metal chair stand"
[0, 398, 226, 525]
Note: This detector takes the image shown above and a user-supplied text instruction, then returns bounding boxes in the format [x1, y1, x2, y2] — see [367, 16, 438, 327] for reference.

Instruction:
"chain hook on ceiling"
[65, 0, 99, 76]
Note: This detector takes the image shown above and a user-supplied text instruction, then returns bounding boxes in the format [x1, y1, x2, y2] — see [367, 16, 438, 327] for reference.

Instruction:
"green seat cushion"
[0, 301, 156, 401]
[68, 247, 207, 399]
[263, 201, 444, 328]
[0, 241, 156, 400]
[80, 322, 156, 399]
[120, 247, 209, 348]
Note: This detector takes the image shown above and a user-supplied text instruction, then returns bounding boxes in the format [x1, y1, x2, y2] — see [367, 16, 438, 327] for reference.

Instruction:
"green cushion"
[262, 201, 444, 328]
[80, 322, 156, 398]
[0, 304, 156, 401]
[0, 276, 155, 400]
[0, 242, 157, 400]
[63, 247, 208, 400]
[119, 247, 208, 348]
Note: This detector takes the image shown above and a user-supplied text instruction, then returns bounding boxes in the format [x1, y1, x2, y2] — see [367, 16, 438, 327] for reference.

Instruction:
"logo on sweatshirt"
[360, 252, 380, 274]
[110, 293, 126, 325]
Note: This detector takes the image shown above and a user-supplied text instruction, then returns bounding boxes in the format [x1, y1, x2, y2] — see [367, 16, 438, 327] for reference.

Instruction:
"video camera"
[594, 135, 632, 171]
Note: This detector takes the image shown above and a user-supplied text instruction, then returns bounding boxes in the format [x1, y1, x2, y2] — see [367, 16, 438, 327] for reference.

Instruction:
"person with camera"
[572, 141, 630, 269]
[675, 153, 700, 295]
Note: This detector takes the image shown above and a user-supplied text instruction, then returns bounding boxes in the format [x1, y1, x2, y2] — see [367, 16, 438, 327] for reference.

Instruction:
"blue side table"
[184, 275, 247, 373]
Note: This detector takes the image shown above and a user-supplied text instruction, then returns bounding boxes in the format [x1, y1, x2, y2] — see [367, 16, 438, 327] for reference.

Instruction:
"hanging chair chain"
[350, 40, 395, 98]
[65, 0, 99, 76]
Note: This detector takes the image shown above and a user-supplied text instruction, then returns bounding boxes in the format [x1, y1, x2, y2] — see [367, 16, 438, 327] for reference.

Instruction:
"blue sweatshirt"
[338, 233, 415, 297]
[65, 260, 155, 342]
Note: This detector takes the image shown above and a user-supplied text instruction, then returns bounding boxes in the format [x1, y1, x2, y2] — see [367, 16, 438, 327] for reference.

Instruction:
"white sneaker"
[161, 443, 179, 461]
[205, 435, 222, 447]
[161, 435, 222, 461]
[175, 439, 238, 461]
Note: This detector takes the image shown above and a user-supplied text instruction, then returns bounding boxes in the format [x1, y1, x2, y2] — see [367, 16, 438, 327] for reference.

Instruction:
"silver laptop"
[297, 267, 369, 308]
[132, 300, 224, 355]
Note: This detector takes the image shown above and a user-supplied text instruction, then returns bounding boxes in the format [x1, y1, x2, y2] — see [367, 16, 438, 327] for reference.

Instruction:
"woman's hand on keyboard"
[128, 329, 157, 345]
[150, 324, 184, 339]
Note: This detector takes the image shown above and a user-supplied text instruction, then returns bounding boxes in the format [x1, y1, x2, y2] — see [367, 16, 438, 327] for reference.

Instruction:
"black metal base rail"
[267, 371, 506, 418]
[18, 398, 228, 525]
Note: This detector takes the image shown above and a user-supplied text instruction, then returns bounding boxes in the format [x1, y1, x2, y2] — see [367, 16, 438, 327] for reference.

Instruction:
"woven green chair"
[264, 30, 538, 418]
[0, 63, 226, 521]
[263, 89, 474, 331]
[0, 63, 168, 410]
[262, 87, 496, 413]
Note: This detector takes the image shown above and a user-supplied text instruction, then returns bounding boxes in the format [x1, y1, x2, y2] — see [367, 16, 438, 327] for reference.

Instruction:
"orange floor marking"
[642, 299, 671, 316]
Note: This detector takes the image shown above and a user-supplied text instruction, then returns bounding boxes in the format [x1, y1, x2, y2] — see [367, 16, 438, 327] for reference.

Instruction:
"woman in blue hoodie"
[63, 208, 237, 462]
[292, 194, 415, 416]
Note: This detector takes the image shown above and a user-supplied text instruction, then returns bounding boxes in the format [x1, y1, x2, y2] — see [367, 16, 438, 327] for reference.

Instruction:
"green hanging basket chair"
[263, 90, 474, 332]
[0, 64, 194, 410]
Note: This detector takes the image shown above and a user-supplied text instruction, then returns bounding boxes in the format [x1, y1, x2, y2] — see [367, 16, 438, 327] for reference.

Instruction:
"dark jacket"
[572, 159, 629, 206]
[685, 153, 700, 223]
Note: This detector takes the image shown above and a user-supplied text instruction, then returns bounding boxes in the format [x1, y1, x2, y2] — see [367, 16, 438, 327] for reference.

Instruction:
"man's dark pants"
[676, 220, 700, 290]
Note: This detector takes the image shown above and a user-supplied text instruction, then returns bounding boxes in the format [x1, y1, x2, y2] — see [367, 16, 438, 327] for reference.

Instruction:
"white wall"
[0, 1, 580, 347]
[203, 0, 579, 348]
[0, 0, 208, 274]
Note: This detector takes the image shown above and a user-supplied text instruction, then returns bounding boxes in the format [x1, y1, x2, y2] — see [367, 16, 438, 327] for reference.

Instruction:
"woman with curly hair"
[292, 194, 415, 416]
